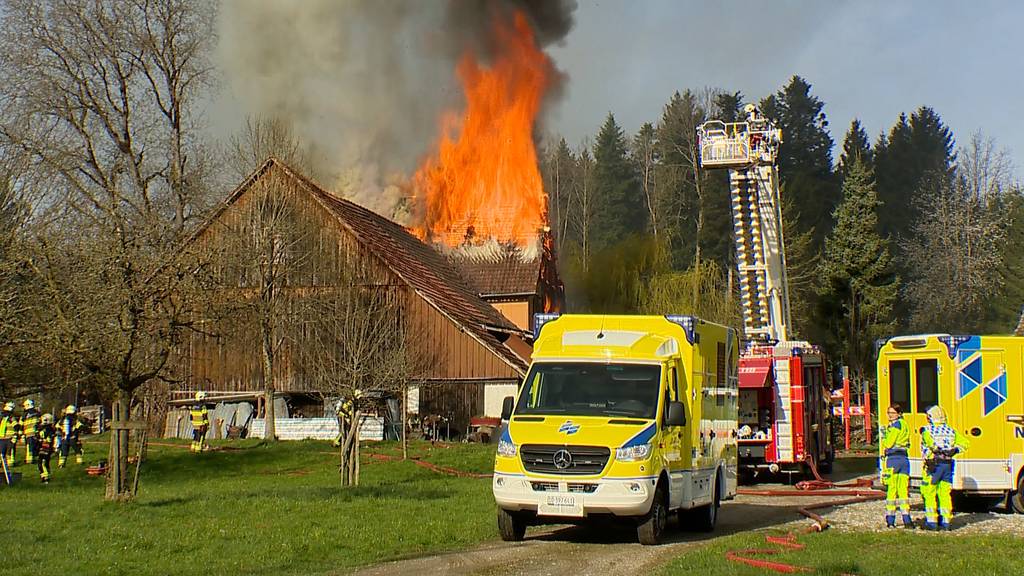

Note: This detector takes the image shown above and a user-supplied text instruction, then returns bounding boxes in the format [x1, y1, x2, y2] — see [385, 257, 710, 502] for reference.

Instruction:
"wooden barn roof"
[199, 158, 530, 375]
[447, 249, 541, 297]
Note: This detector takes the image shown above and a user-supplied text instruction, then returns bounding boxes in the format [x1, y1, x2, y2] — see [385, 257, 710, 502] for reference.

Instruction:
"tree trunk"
[105, 392, 131, 501]
[353, 412, 362, 486]
[692, 152, 704, 307]
[338, 412, 358, 487]
[261, 328, 276, 442]
[401, 384, 408, 461]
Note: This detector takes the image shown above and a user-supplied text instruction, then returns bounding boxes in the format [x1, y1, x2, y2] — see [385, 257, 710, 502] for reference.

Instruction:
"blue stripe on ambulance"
[621, 422, 656, 448]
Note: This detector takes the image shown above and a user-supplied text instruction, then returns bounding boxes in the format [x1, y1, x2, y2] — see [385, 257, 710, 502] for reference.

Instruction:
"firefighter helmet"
[195, 391, 208, 402]
[22, 399, 35, 410]
[2, 402, 13, 412]
[64, 404, 77, 415]
[41, 413, 54, 425]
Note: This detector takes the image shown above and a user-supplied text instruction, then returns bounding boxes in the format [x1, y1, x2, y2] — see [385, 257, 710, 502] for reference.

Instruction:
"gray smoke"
[217, 0, 576, 220]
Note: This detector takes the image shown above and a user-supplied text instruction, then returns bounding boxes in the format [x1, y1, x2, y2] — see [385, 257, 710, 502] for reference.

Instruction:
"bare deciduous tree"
[906, 134, 1012, 333]
[212, 174, 314, 443]
[0, 0, 216, 500]
[227, 116, 316, 184]
[303, 281, 432, 486]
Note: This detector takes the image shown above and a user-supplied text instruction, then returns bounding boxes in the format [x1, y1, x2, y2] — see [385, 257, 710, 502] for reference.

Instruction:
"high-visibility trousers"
[24, 436, 40, 464]
[58, 439, 83, 467]
[191, 426, 208, 453]
[38, 451, 52, 482]
[885, 454, 911, 517]
[921, 460, 954, 525]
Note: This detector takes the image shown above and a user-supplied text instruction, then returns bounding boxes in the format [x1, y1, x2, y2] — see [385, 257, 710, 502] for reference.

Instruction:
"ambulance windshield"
[515, 362, 662, 419]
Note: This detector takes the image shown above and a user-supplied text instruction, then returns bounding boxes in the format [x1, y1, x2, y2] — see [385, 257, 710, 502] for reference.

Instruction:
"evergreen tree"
[654, 91, 707, 268]
[540, 137, 577, 252]
[780, 190, 818, 339]
[714, 91, 743, 123]
[591, 113, 645, 251]
[818, 158, 898, 382]
[631, 123, 660, 237]
[874, 107, 955, 241]
[838, 119, 873, 179]
[759, 76, 839, 243]
[985, 190, 1024, 332]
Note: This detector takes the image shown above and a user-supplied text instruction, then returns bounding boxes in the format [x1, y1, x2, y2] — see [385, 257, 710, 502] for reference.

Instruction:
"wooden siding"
[176, 163, 523, 395]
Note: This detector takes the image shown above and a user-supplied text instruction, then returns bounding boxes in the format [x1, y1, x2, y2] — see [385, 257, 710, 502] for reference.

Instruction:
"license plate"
[538, 494, 583, 517]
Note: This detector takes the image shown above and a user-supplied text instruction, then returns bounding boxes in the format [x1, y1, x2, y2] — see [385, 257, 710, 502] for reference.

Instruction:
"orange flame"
[413, 11, 550, 248]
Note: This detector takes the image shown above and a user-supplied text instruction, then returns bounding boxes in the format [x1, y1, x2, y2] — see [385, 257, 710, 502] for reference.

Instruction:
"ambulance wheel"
[637, 482, 668, 545]
[1010, 476, 1024, 514]
[692, 475, 720, 532]
[497, 508, 527, 542]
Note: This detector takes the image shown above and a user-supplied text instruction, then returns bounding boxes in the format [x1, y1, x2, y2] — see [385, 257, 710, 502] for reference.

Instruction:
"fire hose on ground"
[726, 456, 884, 574]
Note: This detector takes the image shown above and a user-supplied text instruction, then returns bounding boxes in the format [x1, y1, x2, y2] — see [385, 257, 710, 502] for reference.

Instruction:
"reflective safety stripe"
[190, 406, 209, 427]
[0, 416, 16, 440]
[20, 412, 40, 435]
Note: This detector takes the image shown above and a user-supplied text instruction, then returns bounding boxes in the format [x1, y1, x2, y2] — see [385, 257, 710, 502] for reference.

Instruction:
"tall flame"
[413, 11, 550, 249]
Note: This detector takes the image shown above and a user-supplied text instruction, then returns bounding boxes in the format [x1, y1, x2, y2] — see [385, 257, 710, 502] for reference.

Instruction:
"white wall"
[484, 384, 518, 418]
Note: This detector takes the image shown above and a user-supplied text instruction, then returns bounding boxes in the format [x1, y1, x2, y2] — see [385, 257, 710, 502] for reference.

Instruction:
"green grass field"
[0, 438, 498, 576]
[660, 529, 1024, 576]
[4, 440, 1021, 576]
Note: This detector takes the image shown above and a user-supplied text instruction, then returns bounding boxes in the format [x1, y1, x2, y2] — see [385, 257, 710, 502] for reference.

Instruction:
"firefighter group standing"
[881, 404, 969, 530]
[0, 400, 88, 484]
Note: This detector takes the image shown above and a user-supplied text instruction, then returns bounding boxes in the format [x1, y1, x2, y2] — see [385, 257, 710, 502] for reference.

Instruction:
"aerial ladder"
[697, 105, 834, 478]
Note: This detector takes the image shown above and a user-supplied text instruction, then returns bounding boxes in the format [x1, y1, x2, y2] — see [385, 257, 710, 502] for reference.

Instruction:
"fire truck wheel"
[497, 508, 527, 542]
[637, 482, 668, 545]
[1010, 476, 1024, 514]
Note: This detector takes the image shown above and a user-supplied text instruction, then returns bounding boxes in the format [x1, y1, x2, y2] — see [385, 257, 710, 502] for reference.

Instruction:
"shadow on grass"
[139, 496, 190, 508]
[230, 483, 456, 503]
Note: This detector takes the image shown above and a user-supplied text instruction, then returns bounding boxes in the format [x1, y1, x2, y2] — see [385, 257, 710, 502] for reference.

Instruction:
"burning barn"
[443, 236, 563, 333]
[170, 159, 533, 438]
[167, 6, 572, 439]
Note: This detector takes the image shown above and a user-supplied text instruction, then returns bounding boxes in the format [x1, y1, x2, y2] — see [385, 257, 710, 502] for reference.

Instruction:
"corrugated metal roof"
[203, 158, 530, 375]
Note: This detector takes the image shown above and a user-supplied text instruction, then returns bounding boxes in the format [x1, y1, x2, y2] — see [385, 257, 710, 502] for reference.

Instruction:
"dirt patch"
[351, 492, 862, 576]
[352, 457, 886, 576]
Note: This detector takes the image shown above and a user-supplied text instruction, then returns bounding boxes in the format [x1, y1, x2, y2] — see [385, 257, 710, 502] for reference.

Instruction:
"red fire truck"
[698, 105, 835, 479]
[737, 343, 834, 477]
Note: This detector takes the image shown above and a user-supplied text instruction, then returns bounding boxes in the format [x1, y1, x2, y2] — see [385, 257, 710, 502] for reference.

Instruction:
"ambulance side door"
[666, 362, 687, 509]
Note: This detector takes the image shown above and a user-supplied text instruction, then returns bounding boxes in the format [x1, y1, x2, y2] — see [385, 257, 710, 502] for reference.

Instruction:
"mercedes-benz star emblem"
[552, 449, 573, 470]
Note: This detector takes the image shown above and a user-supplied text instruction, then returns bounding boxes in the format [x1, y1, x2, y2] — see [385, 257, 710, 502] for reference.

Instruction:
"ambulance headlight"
[497, 439, 517, 458]
[616, 443, 652, 462]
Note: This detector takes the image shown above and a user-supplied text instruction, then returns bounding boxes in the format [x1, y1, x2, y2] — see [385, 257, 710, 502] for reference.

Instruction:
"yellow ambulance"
[492, 314, 739, 544]
[876, 334, 1024, 512]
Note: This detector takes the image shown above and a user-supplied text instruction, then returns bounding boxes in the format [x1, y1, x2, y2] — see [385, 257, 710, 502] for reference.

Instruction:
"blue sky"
[545, 0, 1022, 172]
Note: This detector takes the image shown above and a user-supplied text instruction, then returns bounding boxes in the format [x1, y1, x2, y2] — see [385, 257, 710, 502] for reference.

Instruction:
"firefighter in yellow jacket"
[56, 405, 86, 467]
[920, 405, 969, 530]
[36, 413, 57, 484]
[20, 399, 41, 465]
[331, 389, 362, 447]
[190, 392, 210, 453]
[0, 402, 16, 470]
[881, 404, 913, 528]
